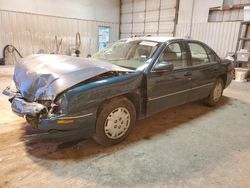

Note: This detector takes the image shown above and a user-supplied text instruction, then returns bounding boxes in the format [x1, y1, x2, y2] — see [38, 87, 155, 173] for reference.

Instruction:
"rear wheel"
[204, 78, 224, 106]
[94, 97, 136, 146]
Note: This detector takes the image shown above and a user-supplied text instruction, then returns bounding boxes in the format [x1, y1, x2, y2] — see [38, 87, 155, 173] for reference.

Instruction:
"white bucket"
[235, 68, 250, 82]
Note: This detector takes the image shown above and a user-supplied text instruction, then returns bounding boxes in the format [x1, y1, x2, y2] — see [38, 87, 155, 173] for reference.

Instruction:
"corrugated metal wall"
[208, 8, 244, 22]
[0, 10, 119, 64]
[224, 0, 250, 6]
[120, 0, 177, 39]
[176, 22, 241, 57]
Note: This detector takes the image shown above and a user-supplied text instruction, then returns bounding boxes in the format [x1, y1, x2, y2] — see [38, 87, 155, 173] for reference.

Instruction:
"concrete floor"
[0, 66, 250, 188]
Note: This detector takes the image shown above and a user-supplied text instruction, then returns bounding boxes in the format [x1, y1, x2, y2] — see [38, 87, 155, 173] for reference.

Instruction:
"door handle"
[210, 66, 218, 71]
[184, 71, 192, 76]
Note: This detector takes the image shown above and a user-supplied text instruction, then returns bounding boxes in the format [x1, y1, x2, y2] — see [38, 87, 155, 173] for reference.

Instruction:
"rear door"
[146, 41, 192, 115]
[186, 41, 221, 101]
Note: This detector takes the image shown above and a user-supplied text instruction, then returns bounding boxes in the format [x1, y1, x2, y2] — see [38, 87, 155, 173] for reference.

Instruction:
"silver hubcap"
[104, 107, 131, 139]
[213, 82, 223, 102]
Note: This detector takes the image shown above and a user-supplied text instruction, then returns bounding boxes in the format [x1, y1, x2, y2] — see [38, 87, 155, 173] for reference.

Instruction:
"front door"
[146, 41, 192, 115]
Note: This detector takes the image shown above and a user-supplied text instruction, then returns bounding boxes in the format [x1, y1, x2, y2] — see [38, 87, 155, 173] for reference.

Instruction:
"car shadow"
[21, 96, 230, 160]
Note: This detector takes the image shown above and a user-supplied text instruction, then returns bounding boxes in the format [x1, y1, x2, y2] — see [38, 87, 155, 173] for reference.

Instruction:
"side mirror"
[153, 61, 174, 72]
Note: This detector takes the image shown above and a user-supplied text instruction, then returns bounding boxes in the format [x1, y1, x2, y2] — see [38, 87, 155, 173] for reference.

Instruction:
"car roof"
[122, 36, 184, 43]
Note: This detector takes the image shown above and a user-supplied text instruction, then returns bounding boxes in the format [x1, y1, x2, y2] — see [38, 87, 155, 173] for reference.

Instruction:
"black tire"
[26, 115, 38, 128]
[204, 78, 224, 107]
[94, 97, 136, 146]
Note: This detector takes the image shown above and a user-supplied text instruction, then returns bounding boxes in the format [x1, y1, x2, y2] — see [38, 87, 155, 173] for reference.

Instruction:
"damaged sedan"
[3, 37, 234, 146]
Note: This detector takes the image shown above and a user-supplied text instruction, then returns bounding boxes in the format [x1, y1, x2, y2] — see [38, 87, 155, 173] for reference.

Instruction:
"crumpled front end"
[13, 54, 132, 101]
[3, 86, 96, 135]
[2, 54, 132, 135]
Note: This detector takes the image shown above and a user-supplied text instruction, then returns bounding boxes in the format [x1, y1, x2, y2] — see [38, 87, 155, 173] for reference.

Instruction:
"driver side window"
[158, 42, 187, 69]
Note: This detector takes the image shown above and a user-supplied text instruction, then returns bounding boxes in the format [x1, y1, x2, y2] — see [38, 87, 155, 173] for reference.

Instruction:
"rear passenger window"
[206, 48, 219, 62]
[188, 43, 209, 66]
[158, 42, 187, 69]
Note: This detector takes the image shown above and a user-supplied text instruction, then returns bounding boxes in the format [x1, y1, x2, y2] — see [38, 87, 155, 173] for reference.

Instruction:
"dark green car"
[3, 37, 234, 146]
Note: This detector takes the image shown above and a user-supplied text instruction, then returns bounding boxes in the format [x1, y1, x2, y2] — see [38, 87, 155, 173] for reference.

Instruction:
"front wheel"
[204, 78, 224, 106]
[94, 97, 136, 146]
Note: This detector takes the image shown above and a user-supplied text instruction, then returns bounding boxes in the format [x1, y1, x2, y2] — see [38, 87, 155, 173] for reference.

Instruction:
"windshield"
[92, 40, 161, 70]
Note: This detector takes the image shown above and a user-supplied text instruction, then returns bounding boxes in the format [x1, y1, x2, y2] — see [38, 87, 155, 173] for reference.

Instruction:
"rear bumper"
[225, 70, 234, 88]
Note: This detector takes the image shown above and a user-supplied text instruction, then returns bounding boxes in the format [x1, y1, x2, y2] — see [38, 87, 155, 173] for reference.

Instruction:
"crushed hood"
[14, 54, 131, 101]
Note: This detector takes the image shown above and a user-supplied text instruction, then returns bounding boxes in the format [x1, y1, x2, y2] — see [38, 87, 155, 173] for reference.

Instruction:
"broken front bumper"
[2, 87, 96, 137]
[3, 87, 46, 117]
[11, 97, 46, 117]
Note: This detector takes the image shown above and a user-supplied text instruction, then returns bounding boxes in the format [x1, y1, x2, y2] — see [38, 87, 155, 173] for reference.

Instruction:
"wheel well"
[218, 74, 227, 88]
[98, 93, 140, 118]
[123, 93, 140, 117]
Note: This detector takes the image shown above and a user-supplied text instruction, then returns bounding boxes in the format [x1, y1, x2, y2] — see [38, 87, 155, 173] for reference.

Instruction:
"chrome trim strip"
[148, 83, 213, 101]
[56, 113, 94, 120]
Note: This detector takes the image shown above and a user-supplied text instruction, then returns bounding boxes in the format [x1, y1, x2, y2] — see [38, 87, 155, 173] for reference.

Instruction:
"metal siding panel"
[160, 8, 176, 21]
[133, 23, 145, 33]
[158, 21, 175, 33]
[146, 0, 160, 11]
[159, 33, 173, 37]
[233, 22, 241, 53]
[205, 23, 210, 44]
[176, 22, 241, 57]
[222, 23, 229, 56]
[214, 22, 221, 53]
[121, 0, 133, 14]
[0, 10, 119, 63]
[227, 22, 235, 53]
[216, 11, 223, 22]
[208, 11, 217, 22]
[144, 33, 158, 36]
[121, 13, 132, 23]
[120, 0, 176, 37]
[239, 9, 244, 20]
[185, 24, 190, 37]
[145, 22, 159, 33]
[146, 11, 159, 22]
[133, 12, 145, 23]
[211, 24, 218, 50]
[231, 9, 240, 20]
[223, 10, 231, 21]
[219, 23, 226, 56]
[121, 23, 132, 34]
[120, 33, 131, 39]
[224, 0, 233, 6]
[160, 0, 176, 9]
[133, 0, 146, 12]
